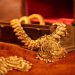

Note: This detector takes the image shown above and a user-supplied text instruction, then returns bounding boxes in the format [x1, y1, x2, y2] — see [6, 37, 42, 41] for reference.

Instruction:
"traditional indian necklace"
[10, 14, 68, 63]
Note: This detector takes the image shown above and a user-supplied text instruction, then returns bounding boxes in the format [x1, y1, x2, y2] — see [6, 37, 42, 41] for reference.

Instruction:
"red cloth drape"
[0, 42, 75, 75]
[28, 0, 73, 19]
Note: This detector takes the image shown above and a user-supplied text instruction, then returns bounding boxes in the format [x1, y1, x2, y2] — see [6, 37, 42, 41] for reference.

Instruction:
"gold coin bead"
[0, 56, 32, 75]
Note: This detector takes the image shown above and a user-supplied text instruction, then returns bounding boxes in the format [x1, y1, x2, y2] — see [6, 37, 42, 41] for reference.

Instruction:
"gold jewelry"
[19, 16, 31, 24]
[10, 14, 68, 63]
[28, 14, 45, 25]
[10, 18, 35, 50]
[0, 56, 32, 75]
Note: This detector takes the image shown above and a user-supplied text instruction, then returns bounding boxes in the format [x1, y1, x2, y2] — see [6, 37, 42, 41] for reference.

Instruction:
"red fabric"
[32, 18, 73, 25]
[45, 18, 73, 25]
[0, 42, 75, 75]
[28, 0, 73, 19]
[27, 0, 74, 25]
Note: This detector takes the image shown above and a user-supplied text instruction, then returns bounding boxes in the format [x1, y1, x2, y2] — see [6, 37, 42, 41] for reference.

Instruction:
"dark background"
[0, 0, 73, 22]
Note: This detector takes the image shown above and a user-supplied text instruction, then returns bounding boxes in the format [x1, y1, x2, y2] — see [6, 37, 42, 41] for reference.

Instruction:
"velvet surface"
[0, 42, 75, 75]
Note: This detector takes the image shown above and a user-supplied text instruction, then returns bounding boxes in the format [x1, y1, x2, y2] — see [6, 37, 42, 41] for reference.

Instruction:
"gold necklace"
[10, 14, 68, 63]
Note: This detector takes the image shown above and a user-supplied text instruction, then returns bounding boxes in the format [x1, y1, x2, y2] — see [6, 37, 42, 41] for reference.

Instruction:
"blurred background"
[0, 0, 73, 22]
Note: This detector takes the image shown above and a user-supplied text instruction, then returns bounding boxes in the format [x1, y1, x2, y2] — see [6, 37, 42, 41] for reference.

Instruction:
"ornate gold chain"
[0, 56, 32, 75]
[10, 14, 68, 63]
